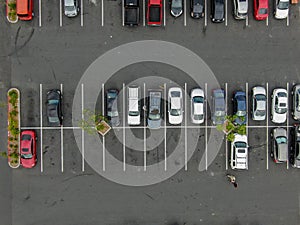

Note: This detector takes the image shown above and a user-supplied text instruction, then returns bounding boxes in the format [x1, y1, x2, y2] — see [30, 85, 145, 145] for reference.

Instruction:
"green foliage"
[0, 152, 7, 158]
[8, 2, 16, 10]
[227, 133, 235, 142]
[10, 109, 18, 117]
[9, 152, 19, 159]
[216, 124, 223, 132]
[218, 115, 247, 142]
[79, 109, 109, 135]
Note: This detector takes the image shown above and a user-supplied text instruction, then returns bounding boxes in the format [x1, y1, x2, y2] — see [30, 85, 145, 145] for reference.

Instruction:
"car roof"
[258, 0, 268, 8]
[278, 144, 288, 161]
[194, 103, 203, 114]
[171, 97, 181, 109]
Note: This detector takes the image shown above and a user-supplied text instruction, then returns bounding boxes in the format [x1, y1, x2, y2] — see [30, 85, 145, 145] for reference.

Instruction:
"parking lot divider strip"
[163, 0, 166, 26]
[143, 0, 146, 26]
[40, 84, 43, 172]
[204, 0, 207, 27]
[164, 83, 167, 171]
[81, 0, 83, 26]
[102, 84, 105, 171]
[287, 82, 289, 170]
[246, 15, 248, 27]
[287, 15, 289, 26]
[225, 0, 228, 26]
[144, 83, 147, 171]
[122, 0, 125, 26]
[205, 83, 208, 170]
[81, 84, 85, 172]
[123, 83, 126, 171]
[225, 83, 228, 170]
[61, 84, 64, 172]
[266, 82, 269, 170]
[102, 0, 104, 26]
[59, 0, 62, 27]
[39, 0, 42, 27]
[185, 83, 187, 170]
[266, 17, 268, 26]
[246, 82, 248, 135]
[184, 0, 187, 26]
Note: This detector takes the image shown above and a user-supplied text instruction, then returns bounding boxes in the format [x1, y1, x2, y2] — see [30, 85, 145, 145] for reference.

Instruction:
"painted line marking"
[266, 82, 269, 170]
[246, 15, 248, 26]
[204, 0, 207, 27]
[287, 82, 289, 170]
[163, 0, 166, 26]
[184, 83, 187, 170]
[144, 83, 147, 171]
[286, 14, 289, 26]
[60, 84, 64, 172]
[143, 0, 146, 26]
[81, 84, 85, 172]
[246, 82, 249, 135]
[40, 84, 43, 173]
[59, 0, 63, 27]
[205, 83, 208, 170]
[123, 83, 126, 171]
[225, 83, 228, 170]
[266, 17, 268, 26]
[164, 83, 167, 171]
[102, 83, 105, 171]
[39, 0, 42, 27]
[102, 0, 104, 26]
[184, 0, 187, 26]
[81, 0, 84, 26]
[122, 0, 125, 26]
[225, 0, 228, 26]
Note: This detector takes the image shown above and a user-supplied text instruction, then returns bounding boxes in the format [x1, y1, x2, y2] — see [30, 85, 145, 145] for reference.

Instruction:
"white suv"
[271, 88, 288, 124]
[168, 87, 183, 125]
[233, 0, 248, 19]
[274, 0, 289, 19]
[127, 86, 140, 125]
[64, 0, 79, 17]
[230, 134, 248, 170]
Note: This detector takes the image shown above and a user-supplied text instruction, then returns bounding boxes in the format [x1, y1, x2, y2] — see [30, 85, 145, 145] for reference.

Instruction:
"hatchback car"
[291, 84, 300, 121]
[270, 127, 288, 163]
[254, 0, 268, 20]
[211, 0, 225, 22]
[233, 0, 248, 19]
[20, 130, 37, 168]
[230, 133, 248, 170]
[106, 89, 120, 127]
[290, 124, 300, 168]
[171, 0, 183, 17]
[211, 89, 226, 125]
[191, 88, 204, 124]
[128, 86, 140, 125]
[190, 0, 204, 18]
[147, 90, 162, 129]
[47, 89, 63, 126]
[168, 87, 183, 125]
[232, 91, 247, 125]
[271, 88, 288, 124]
[274, 0, 289, 19]
[64, 0, 79, 17]
[251, 86, 266, 121]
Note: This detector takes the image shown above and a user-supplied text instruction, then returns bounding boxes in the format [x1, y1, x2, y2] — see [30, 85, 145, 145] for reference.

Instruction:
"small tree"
[79, 109, 110, 135]
[218, 115, 246, 142]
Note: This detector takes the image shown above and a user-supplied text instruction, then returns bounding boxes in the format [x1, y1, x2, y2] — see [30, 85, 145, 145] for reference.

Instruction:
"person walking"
[226, 174, 238, 188]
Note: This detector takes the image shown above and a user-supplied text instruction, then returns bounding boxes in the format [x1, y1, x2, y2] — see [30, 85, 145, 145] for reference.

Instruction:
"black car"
[211, 0, 225, 22]
[106, 89, 120, 127]
[290, 124, 300, 168]
[191, 0, 204, 18]
[171, 0, 183, 17]
[46, 89, 63, 126]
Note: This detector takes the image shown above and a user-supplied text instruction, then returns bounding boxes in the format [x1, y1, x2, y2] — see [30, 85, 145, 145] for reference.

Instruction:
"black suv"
[190, 0, 204, 18]
[211, 0, 225, 22]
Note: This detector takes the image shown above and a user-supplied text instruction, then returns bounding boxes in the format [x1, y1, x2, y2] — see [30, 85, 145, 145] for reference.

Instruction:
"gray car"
[147, 90, 162, 129]
[290, 124, 300, 168]
[251, 86, 266, 121]
[211, 89, 226, 125]
[271, 127, 288, 163]
[106, 89, 120, 127]
[292, 84, 300, 121]
[64, 0, 79, 17]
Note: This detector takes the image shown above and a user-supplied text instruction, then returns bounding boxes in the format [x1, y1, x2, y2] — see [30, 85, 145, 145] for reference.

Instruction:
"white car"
[271, 88, 288, 124]
[64, 0, 79, 17]
[168, 87, 183, 125]
[190, 88, 204, 124]
[230, 134, 248, 170]
[274, 0, 289, 19]
[251, 86, 266, 121]
[128, 86, 140, 125]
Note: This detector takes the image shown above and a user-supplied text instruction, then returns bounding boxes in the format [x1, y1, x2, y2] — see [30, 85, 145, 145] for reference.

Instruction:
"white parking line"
[286, 14, 289, 26]
[225, 0, 228, 26]
[102, 83, 105, 171]
[59, 0, 63, 27]
[246, 82, 248, 135]
[184, 83, 187, 170]
[164, 83, 167, 171]
[101, 0, 104, 26]
[39, 0, 42, 27]
[205, 83, 208, 170]
[266, 82, 269, 170]
[246, 15, 248, 27]
[81, 0, 83, 26]
[225, 83, 228, 170]
[266, 17, 268, 26]
[21, 127, 82, 130]
[40, 84, 43, 172]
[184, 0, 187, 26]
[60, 84, 64, 172]
[123, 83, 126, 171]
[204, 0, 207, 27]
[144, 83, 147, 171]
[81, 84, 85, 172]
[287, 82, 289, 170]
[143, 0, 146, 26]
[163, 0, 166, 26]
[122, 0, 125, 26]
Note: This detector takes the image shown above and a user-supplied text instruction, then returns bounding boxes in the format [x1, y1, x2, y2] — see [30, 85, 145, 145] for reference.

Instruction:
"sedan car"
[230, 133, 248, 170]
[168, 87, 183, 125]
[291, 84, 300, 121]
[233, 0, 248, 19]
[211, 89, 226, 125]
[251, 86, 266, 121]
[271, 88, 288, 124]
[171, 0, 183, 17]
[274, 0, 289, 19]
[290, 124, 300, 168]
[20, 130, 37, 168]
[270, 127, 288, 163]
[254, 0, 268, 20]
[106, 89, 120, 127]
[191, 88, 204, 124]
[190, 0, 204, 18]
[211, 0, 225, 22]
[147, 90, 162, 129]
[232, 91, 247, 125]
[64, 0, 79, 17]
[47, 89, 63, 126]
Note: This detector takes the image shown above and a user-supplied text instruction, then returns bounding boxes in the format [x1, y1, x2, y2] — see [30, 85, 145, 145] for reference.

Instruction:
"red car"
[16, 0, 34, 21]
[147, 0, 162, 26]
[20, 130, 37, 168]
[254, 0, 268, 20]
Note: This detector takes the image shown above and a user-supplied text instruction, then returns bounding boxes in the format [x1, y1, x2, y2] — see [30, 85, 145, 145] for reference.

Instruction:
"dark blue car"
[233, 91, 247, 125]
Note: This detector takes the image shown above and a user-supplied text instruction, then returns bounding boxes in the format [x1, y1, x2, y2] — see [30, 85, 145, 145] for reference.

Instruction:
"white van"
[230, 134, 248, 170]
[128, 86, 140, 125]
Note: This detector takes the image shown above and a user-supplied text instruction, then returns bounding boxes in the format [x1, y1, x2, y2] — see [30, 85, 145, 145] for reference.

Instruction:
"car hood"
[169, 114, 183, 124]
[214, 3, 224, 19]
[128, 115, 140, 125]
[147, 118, 161, 129]
[273, 112, 287, 123]
[171, 7, 183, 16]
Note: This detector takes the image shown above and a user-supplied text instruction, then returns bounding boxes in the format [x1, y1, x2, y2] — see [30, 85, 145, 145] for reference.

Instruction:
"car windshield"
[171, 108, 181, 116]
[108, 110, 118, 117]
[129, 111, 139, 116]
[278, 1, 288, 9]
[235, 141, 247, 148]
[194, 114, 203, 120]
[214, 91, 224, 98]
[236, 110, 246, 117]
[49, 117, 59, 123]
[193, 96, 204, 103]
[255, 110, 265, 117]
[276, 136, 287, 144]
[149, 109, 160, 120]
[21, 134, 31, 141]
[258, 8, 267, 14]
[21, 153, 33, 159]
[48, 99, 59, 104]
[215, 110, 225, 117]
[256, 94, 266, 101]
[65, 6, 75, 11]
[172, 0, 182, 8]
[278, 92, 287, 97]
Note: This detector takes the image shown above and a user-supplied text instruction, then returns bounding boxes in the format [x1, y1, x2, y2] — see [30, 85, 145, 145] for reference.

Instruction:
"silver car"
[290, 124, 300, 168]
[147, 90, 162, 129]
[251, 86, 266, 121]
[64, 0, 79, 17]
[233, 0, 248, 19]
[292, 84, 300, 121]
[270, 127, 288, 163]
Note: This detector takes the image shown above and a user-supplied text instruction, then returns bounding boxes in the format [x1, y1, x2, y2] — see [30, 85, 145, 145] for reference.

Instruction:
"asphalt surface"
[0, 0, 300, 224]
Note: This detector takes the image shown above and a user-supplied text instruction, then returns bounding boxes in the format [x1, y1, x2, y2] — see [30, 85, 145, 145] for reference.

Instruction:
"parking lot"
[1, 1, 300, 224]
